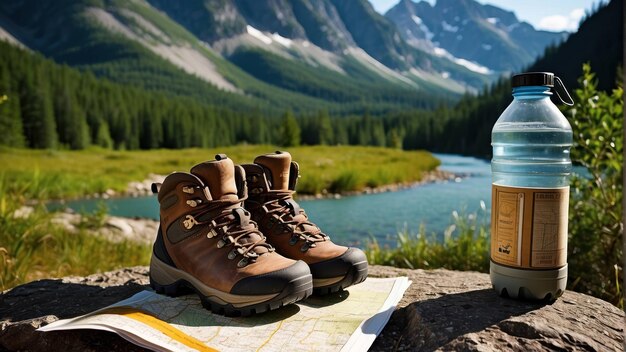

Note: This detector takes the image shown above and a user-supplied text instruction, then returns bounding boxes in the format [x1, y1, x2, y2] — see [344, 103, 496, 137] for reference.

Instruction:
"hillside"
[0, 0, 498, 116]
[0, 40, 267, 149]
[0, 0, 603, 153]
[0, 40, 421, 150]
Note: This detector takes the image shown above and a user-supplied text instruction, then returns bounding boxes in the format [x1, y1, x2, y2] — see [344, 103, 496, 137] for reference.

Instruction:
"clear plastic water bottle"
[490, 72, 574, 300]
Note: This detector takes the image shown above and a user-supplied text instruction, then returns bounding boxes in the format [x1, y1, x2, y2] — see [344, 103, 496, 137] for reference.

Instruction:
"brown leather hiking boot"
[149, 154, 312, 316]
[242, 151, 368, 295]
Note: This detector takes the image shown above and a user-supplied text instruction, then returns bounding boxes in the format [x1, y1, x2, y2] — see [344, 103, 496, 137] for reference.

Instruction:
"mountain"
[386, 0, 568, 72]
[0, 0, 618, 154]
[0, 0, 350, 114]
[0, 0, 503, 117]
[0, 39, 412, 150]
[147, 0, 495, 91]
[424, 0, 623, 157]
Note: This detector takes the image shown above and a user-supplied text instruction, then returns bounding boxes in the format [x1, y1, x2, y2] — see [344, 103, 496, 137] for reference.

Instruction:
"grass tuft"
[366, 209, 490, 272]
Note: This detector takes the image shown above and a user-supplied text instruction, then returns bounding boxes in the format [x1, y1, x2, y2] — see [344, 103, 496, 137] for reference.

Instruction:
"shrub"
[565, 64, 623, 307]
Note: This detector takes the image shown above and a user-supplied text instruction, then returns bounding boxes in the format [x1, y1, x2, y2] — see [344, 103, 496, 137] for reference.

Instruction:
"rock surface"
[1, 266, 623, 351]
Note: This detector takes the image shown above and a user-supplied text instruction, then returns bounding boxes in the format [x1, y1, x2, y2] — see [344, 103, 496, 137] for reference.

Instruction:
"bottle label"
[491, 184, 569, 269]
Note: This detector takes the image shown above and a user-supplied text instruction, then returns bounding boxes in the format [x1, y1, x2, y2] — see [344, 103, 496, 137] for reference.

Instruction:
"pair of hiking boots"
[149, 151, 368, 316]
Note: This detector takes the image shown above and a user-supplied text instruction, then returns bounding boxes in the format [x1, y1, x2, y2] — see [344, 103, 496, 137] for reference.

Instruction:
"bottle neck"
[512, 86, 552, 100]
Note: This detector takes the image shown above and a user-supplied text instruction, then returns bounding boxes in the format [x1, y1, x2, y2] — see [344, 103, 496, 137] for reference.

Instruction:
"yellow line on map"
[105, 307, 218, 352]
[255, 320, 284, 352]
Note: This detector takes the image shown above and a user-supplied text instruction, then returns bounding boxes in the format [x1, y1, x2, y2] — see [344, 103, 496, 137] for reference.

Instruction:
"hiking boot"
[149, 154, 312, 316]
[242, 151, 368, 295]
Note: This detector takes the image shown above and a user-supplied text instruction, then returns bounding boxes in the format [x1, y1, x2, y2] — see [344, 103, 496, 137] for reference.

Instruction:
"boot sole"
[149, 255, 313, 317]
[312, 259, 368, 295]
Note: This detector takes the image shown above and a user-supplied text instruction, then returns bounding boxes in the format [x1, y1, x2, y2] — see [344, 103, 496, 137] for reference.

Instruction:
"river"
[52, 154, 493, 247]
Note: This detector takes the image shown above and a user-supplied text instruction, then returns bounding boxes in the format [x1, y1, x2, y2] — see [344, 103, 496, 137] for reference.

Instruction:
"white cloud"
[537, 8, 585, 32]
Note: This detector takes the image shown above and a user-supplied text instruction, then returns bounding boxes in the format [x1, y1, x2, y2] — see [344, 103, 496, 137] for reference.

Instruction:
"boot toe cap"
[308, 247, 368, 279]
[230, 260, 311, 295]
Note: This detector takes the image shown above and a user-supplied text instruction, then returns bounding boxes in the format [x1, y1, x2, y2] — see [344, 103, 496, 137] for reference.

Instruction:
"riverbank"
[0, 145, 441, 200]
[120, 168, 458, 200]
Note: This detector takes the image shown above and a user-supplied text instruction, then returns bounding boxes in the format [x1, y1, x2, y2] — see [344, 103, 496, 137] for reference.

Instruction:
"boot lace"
[259, 190, 328, 251]
[184, 197, 273, 267]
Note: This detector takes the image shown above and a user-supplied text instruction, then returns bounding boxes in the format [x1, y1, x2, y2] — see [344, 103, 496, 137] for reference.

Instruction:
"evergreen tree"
[317, 110, 334, 145]
[279, 110, 300, 147]
[0, 95, 25, 148]
[95, 121, 114, 149]
[0, 61, 25, 147]
[54, 87, 90, 149]
[386, 128, 403, 149]
[246, 109, 270, 145]
[20, 71, 57, 149]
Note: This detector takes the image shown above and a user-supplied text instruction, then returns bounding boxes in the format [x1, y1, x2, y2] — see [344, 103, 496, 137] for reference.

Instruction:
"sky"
[368, 0, 607, 32]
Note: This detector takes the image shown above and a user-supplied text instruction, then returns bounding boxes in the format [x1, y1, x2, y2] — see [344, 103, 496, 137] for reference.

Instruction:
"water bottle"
[490, 72, 574, 300]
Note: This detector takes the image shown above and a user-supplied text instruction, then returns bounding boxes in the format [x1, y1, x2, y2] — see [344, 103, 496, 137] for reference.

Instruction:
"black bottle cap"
[512, 72, 554, 87]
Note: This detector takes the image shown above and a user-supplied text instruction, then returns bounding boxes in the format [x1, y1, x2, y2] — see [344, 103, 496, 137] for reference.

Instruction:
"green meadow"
[0, 145, 439, 199]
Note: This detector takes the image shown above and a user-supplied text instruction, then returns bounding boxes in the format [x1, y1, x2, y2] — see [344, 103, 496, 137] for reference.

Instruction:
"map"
[39, 277, 410, 352]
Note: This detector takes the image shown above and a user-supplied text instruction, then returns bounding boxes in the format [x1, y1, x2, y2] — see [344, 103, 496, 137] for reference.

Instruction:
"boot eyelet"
[206, 228, 217, 239]
[300, 243, 310, 252]
[217, 235, 234, 248]
[228, 250, 238, 260]
[182, 186, 195, 194]
[289, 236, 299, 246]
[186, 199, 202, 207]
[183, 215, 198, 230]
[237, 258, 249, 268]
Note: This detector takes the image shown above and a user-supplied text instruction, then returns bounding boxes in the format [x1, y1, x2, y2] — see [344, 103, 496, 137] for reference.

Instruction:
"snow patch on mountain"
[246, 25, 293, 48]
[271, 32, 292, 48]
[432, 46, 491, 74]
[441, 21, 458, 32]
[454, 58, 490, 74]
[246, 25, 272, 45]
[411, 15, 434, 40]
[486, 17, 499, 25]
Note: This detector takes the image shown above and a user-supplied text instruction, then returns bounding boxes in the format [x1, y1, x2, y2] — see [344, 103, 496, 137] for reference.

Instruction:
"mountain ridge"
[385, 0, 567, 72]
[0, 0, 575, 119]
[0, 0, 501, 107]
[0, 0, 619, 154]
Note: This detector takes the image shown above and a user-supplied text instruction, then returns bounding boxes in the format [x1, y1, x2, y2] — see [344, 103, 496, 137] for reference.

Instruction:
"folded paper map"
[39, 277, 410, 351]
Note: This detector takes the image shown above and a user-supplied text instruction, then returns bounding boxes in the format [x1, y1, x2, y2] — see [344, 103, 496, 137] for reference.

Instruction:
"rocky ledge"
[1, 266, 623, 351]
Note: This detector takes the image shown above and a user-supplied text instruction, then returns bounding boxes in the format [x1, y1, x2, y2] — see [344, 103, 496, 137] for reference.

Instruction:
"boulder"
[0, 266, 623, 351]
